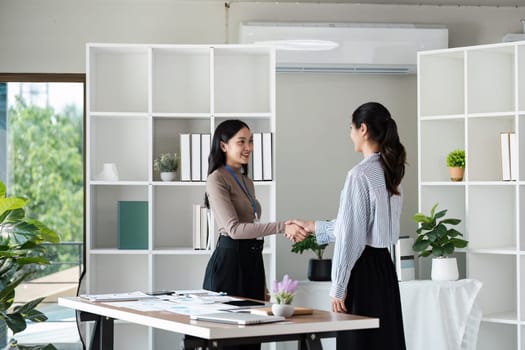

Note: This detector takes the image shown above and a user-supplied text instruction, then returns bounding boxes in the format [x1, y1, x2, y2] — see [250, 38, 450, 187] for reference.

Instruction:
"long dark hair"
[352, 102, 406, 196]
[204, 119, 250, 208]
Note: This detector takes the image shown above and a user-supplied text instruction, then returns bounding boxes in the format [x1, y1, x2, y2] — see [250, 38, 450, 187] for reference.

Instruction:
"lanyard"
[224, 165, 258, 221]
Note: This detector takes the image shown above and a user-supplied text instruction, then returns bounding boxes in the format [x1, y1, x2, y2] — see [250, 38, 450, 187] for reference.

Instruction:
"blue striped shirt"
[315, 153, 403, 299]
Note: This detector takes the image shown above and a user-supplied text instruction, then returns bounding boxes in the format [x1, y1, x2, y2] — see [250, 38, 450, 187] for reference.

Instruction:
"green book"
[118, 201, 148, 249]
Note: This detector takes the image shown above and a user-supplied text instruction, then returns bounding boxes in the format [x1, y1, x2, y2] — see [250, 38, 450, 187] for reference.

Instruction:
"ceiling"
[228, 0, 525, 7]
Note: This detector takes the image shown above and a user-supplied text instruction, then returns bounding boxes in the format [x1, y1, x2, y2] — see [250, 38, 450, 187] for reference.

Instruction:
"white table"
[399, 279, 482, 350]
[58, 296, 378, 349]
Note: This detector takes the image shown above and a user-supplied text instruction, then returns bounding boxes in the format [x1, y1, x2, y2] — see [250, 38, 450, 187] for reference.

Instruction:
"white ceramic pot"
[97, 163, 119, 181]
[160, 172, 176, 181]
[431, 257, 459, 281]
[271, 304, 294, 318]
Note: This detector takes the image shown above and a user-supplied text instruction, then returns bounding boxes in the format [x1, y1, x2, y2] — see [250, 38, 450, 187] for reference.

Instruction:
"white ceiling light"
[254, 39, 339, 51]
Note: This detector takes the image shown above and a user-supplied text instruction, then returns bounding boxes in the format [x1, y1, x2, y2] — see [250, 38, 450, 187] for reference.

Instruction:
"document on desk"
[79, 291, 157, 302]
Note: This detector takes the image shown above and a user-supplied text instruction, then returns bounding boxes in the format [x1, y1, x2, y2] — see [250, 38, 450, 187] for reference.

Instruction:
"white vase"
[271, 303, 294, 318]
[431, 257, 459, 281]
[96, 163, 119, 181]
[160, 172, 176, 181]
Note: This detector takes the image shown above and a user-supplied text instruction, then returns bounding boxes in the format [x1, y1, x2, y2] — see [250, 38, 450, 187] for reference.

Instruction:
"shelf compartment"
[153, 254, 210, 291]
[88, 46, 149, 113]
[90, 116, 149, 181]
[419, 186, 466, 236]
[152, 186, 207, 249]
[420, 119, 464, 182]
[153, 329, 183, 350]
[468, 253, 517, 318]
[418, 51, 464, 117]
[89, 185, 149, 250]
[520, 116, 525, 182]
[468, 116, 515, 182]
[467, 46, 515, 114]
[468, 185, 516, 249]
[215, 117, 272, 134]
[477, 323, 517, 350]
[89, 254, 149, 293]
[521, 186, 525, 250]
[521, 256, 525, 321]
[152, 118, 210, 181]
[152, 47, 211, 114]
[214, 47, 272, 114]
[518, 45, 525, 112]
[115, 323, 150, 350]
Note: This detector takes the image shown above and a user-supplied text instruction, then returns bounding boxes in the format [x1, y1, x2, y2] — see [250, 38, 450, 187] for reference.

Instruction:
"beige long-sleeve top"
[206, 166, 285, 239]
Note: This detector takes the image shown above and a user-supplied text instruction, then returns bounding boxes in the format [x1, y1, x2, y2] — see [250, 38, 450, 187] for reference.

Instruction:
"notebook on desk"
[190, 312, 285, 325]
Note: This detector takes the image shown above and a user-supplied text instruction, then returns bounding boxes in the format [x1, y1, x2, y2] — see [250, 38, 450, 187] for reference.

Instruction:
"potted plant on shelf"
[291, 234, 331, 281]
[0, 181, 59, 349]
[154, 153, 178, 181]
[446, 149, 465, 181]
[412, 203, 468, 281]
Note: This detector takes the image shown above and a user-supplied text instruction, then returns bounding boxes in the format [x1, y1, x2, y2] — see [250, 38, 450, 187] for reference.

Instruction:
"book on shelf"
[193, 204, 209, 250]
[262, 132, 273, 181]
[252, 133, 263, 181]
[250, 306, 313, 316]
[180, 133, 191, 181]
[118, 201, 148, 249]
[191, 134, 201, 182]
[393, 236, 415, 281]
[201, 133, 211, 181]
[500, 132, 517, 181]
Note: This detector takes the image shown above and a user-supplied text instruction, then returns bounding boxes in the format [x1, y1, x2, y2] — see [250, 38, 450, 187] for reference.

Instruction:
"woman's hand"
[331, 296, 347, 313]
[285, 219, 315, 233]
[284, 222, 309, 243]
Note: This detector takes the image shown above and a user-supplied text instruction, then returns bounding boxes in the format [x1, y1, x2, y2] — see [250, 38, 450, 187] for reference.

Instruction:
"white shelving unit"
[418, 41, 525, 350]
[85, 43, 276, 350]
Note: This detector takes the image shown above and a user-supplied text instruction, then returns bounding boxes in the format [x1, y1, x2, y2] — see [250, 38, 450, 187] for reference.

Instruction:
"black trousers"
[337, 246, 407, 350]
[203, 236, 265, 350]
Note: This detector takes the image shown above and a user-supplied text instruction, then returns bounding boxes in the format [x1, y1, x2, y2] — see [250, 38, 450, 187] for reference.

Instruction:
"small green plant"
[154, 153, 178, 172]
[412, 203, 468, 257]
[291, 234, 327, 260]
[446, 149, 465, 168]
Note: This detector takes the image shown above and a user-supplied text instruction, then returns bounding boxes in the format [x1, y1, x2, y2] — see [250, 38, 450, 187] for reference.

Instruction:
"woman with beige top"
[202, 119, 308, 303]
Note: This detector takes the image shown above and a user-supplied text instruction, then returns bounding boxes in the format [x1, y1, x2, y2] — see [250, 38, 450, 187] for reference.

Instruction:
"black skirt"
[338, 245, 406, 350]
[203, 235, 266, 300]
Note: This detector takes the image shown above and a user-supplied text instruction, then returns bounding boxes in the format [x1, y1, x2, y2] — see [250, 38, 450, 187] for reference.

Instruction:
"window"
[0, 74, 84, 349]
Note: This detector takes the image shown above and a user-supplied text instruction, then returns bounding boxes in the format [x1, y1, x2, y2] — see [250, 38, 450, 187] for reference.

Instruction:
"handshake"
[284, 219, 315, 243]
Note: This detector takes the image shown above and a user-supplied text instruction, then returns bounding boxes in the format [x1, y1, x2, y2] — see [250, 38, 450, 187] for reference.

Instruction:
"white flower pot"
[160, 172, 176, 181]
[96, 163, 119, 181]
[431, 257, 459, 281]
[271, 304, 294, 318]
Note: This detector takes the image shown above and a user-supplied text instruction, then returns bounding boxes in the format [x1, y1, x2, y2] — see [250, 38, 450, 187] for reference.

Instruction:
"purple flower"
[272, 274, 298, 304]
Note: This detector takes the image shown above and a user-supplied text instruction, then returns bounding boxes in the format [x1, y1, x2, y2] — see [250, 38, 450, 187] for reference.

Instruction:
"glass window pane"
[1, 81, 83, 349]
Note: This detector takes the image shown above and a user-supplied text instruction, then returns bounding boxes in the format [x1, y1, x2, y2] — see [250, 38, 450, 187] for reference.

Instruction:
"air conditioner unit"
[239, 22, 448, 74]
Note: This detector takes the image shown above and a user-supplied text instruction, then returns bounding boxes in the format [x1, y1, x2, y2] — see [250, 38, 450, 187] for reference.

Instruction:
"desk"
[399, 279, 482, 350]
[58, 297, 378, 350]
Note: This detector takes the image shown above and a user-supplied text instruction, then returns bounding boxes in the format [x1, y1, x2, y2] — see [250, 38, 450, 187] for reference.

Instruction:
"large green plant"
[412, 203, 468, 257]
[0, 181, 59, 350]
[291, 234, 328, 260]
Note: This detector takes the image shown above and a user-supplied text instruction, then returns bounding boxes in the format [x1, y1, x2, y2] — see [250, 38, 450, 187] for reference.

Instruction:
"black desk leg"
[79, 312, 115, 350]
[299, 333, 322, 350]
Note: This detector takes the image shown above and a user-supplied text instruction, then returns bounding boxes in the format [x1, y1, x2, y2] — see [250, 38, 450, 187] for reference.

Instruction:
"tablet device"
[190, 312, 285, 325]
[223, 300, 266, 307]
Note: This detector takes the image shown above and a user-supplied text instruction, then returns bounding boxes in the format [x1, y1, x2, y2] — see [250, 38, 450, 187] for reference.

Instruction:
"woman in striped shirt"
[290, 102, 407, 349]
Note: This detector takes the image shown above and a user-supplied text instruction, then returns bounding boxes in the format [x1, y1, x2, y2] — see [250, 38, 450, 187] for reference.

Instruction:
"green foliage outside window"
[7, 97, 83, 277]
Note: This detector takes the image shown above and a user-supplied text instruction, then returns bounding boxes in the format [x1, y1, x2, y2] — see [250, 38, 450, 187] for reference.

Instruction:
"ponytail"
[352, 102, 406, 196]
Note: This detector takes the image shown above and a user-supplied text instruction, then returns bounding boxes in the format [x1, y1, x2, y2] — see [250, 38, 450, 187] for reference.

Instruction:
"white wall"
[1, 0, 524, 281]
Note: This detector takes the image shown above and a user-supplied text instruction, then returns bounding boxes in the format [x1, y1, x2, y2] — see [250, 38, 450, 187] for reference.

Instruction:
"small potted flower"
[154, 153, 178, 181]
[270, 275, 298, 318]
